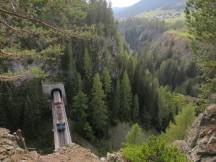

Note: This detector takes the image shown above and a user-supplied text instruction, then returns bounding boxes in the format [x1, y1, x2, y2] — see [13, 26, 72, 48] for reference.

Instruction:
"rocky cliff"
[0, 128, 100, 162]
[175, 104, 216, 162]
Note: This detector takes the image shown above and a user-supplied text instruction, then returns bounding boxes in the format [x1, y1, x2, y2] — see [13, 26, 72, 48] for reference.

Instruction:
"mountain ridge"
[113, 0, 186, 19]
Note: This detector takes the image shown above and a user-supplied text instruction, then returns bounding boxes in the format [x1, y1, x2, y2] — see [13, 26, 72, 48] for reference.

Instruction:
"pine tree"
[120, 71, 132, 121]
[132, 94, 139, 122]
[83, 47, 93, 92]
[111, 79, 121, 124]
[63, 42, 78, 100]
[72, 91, 93, 139]
[102, 67, 112, 97]
[83, 47, 93, 81]
[90, 73, 108, 138]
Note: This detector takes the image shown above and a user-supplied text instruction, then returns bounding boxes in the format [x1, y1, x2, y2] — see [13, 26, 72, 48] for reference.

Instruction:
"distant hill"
[113, 0, 186, 19]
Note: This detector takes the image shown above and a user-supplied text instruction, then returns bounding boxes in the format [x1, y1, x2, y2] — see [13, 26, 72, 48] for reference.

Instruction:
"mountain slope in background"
[113, 0, 185, 19]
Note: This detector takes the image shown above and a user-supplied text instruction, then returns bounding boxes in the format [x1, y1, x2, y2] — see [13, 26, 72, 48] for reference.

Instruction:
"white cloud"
[108, 0, 141, 7]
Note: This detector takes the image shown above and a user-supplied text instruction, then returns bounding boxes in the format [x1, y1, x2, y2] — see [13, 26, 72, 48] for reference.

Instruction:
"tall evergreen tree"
[90, 73, 108, 138]
[62, 42, 79, 101]
[132, 94, 139, 122]
[83, 47, 93, 91]
[72, 91, 93, 139]
[102, 67, 112, 98]
[120, 71, 132, 121]
[83, 47, 93, 80]
[111, 79, 121, 124]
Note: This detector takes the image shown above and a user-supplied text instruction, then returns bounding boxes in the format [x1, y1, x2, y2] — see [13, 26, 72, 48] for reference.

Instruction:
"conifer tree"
[83, 47, 93, 92]
[120, 71, 132, 121]
[111, 79, 121, 124]
[102, 67, 112, 98]
[90, 73, 108, 137]
[73, 91, 93, 139]
[63, 43, 78, 100]
[83, 48, 93, 81]
[132, 94, 139, 122]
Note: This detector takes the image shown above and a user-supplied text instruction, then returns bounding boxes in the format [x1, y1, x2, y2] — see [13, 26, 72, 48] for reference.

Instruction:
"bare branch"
[0, 74, 25, 81]
[0, 49, 15, 57]
[0, 19, 32, 34]
[0, 49, 58, 61]
[0, 8, 63, 32]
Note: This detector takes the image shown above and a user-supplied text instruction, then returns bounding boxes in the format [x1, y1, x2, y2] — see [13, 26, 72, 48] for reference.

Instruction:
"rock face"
[0, 128, 100, 162]
[0, 128, 26, 162]
[175, 104, 216, 162]
[106, 152, 125, 162]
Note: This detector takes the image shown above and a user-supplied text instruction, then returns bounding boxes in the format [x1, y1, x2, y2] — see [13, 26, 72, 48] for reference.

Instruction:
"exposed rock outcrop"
[175, 104, 216, 162]
[106, 152, 125, 162]
[0, 128, 100, 162]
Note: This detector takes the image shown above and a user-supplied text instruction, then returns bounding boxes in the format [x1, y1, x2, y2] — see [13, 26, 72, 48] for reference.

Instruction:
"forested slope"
[119, 17, 201, 96]
[0, 0, 188, 154]
[1, 1, 215, 161]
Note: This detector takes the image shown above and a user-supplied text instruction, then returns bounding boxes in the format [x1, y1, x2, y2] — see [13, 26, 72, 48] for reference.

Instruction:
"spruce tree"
[120, 71, 132, 121]
[132, 94, 139, 122]
[102, 67, 112, 97]
[73, 91, 93, 139]
[83, 48, 93, 81]
[83, 47, 93, 92]
[90, 73, 108, 138]
[63, 42, 78, 100]
[111, 79, 121, 124]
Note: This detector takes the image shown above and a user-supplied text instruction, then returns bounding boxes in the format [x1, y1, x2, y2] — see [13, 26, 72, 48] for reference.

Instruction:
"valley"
[0, 0, 215, 162]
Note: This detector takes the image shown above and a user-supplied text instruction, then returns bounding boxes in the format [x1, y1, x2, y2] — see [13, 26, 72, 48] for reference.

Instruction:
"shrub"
[122, 137, 189, 162]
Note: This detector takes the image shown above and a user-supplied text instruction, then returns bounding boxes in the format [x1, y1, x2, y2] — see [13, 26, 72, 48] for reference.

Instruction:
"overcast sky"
[108, 0, 141, 7]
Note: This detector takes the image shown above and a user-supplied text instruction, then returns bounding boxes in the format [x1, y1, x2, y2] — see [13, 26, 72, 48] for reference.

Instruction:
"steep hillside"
[174, 105, 216, 162]
[113, 0, 185, 19]
[119, 17, 200, 96]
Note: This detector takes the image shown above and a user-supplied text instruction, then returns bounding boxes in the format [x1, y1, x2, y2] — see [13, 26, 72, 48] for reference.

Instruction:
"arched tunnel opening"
[51, 88, 63, 99]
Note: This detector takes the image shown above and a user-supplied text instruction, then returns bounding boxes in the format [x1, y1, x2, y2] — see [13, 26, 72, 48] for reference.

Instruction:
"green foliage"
[120, 71, 132, 121]
[110, 79, 121, 124]
[122, 137, 189, 162]
[161, 104, 195, 143]
[83, 47, 93, 82]
[132, 95, 139, 122]
[125, 124, 144, 145]
[186, 0, 216, 100]
[31, 67, 48, 78]
[0, 0, 202, 155]
[0, 79, 52, 151]
[90, 73, 108, 138]
[185, 0, 216, 44]
[0, 0, 95, 80]
[102, 67, 112, 97]
[72, 91, 93, 139]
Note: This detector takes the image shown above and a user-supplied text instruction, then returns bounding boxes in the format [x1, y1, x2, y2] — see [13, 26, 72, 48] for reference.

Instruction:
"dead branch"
[0, 8, 63, 32]
[0, 19, 32, 34]
[0, 74, 24, 81]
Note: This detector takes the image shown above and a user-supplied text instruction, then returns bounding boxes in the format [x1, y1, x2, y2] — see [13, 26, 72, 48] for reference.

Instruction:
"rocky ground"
[0, 128, 101, 162]
[0, 127, 125, 162]
[174, 104, 216, 162]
